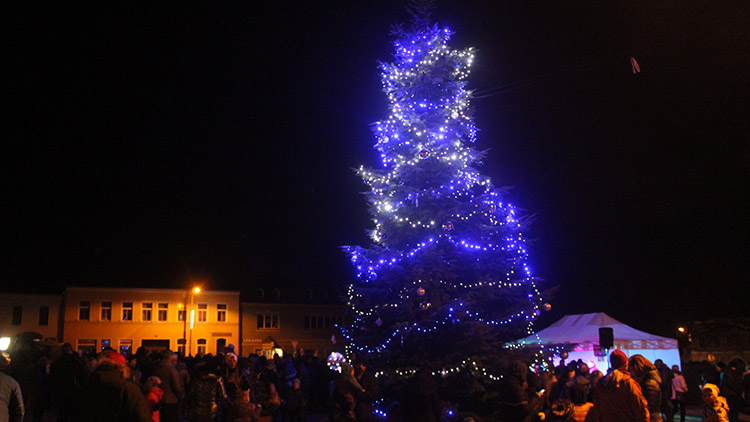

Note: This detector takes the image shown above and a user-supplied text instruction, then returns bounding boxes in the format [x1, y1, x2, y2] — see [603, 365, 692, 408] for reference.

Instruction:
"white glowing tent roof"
[521, 312, 677, 348]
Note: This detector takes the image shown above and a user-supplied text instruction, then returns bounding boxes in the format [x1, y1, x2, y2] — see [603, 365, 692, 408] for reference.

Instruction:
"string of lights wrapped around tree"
[342, 19, 548, 377]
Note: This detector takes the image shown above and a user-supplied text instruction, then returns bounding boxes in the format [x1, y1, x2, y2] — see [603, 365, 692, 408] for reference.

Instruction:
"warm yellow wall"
[64, 287, 239, 355]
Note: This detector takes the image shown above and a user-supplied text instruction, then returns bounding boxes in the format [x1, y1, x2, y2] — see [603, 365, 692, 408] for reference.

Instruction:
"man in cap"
[584, 349, 650, 422]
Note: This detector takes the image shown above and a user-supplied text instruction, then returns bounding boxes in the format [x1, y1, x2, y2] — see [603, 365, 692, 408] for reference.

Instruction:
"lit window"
[101, 339, 111, 352]
[119, 339, 132, 354]
[217, 304, 227, 322]
[197, 303, 207, 322]
[178, 309, 186, 322]
[101, 301, 112, 321]
[122, 302, 133, 321]
[197, 338, 207, 355]
[79, 301, 90, 321]
[142, 302, 153, 321]
[158, 303, 168, 322]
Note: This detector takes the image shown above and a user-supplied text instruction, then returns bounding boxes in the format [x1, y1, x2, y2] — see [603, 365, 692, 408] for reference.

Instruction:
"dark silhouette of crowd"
[2, 342, 750, 422]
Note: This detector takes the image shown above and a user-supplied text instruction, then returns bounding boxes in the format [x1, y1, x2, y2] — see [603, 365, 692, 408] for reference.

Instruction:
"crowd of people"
[0, 343, 379, 422]
[1, 343, 749, 422]
[496, 351, 750, 422]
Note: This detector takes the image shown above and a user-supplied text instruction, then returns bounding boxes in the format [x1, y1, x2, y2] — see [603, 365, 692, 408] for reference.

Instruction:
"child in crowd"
[702, 383, 729, 422]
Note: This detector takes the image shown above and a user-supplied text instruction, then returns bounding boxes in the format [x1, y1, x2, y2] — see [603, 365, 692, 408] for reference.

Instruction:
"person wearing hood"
[584, 350, 649, 422]
[628, 355, 662, 422]
[702, 383, 729, 422]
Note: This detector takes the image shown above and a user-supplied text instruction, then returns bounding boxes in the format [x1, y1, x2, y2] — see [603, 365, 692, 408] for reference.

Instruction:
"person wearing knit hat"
[610, 349, 629, 371]
[584, 349, 650, 422]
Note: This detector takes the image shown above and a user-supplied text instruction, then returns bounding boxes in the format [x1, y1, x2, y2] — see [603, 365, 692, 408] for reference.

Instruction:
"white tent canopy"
[519, 312, 681, 371]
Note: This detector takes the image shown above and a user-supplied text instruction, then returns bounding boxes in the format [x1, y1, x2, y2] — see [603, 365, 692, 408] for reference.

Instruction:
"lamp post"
[187, 287, 200, 356]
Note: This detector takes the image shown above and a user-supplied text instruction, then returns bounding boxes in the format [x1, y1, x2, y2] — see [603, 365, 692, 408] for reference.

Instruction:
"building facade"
[63, 287, 240, 356]
[0, 293, 62, 347]
[241, 301, 346, 359]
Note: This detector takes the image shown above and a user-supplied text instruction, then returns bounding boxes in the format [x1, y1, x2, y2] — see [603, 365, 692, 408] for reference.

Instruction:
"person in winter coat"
[401, 367, 442, 422]
[0, 353, 24, 422]
[144, 376, 165, 422]
[584, 349, 649, 422]
[498, 359, 540, 422]
[189, 361, 230, 422]
[152, 351, 184, 422]
[629, 355, 662, 422]
[354, 357, 379, 422]
[49, 342, 87, 422]
[74, 351, 152, 422]
[330, 363, 364, 422]
[282, 378, 307, 422]
[702, 383, 729, 422]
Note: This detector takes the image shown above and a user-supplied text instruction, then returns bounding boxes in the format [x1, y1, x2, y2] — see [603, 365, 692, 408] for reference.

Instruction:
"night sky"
[5, 1, 748, 336]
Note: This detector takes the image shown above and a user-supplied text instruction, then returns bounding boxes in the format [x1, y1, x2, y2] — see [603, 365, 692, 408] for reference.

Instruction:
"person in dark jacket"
[330, 363, 364, 422]
[152, 351, 185, 422]
[49, 342, 87, 422]
[189, 362, 229, 422]
[654, 359, 673, 422]
[74, 351, 152, 422]
[354, 357, 378, 422]
[498, 359, 539, 422]
[584, 350, 649, 422]
[401, 367, 442, 422]
[629, 355, 662, 422]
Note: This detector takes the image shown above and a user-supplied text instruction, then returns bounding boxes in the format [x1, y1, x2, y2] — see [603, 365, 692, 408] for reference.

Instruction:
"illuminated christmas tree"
[342, 9, 548, 385]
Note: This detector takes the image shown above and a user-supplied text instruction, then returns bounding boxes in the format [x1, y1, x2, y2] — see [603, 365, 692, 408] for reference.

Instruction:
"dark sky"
[5, 1, 748, 336]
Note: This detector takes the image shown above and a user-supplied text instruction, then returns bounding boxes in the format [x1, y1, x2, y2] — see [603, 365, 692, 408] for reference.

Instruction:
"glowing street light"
[677, 326, 686, 333]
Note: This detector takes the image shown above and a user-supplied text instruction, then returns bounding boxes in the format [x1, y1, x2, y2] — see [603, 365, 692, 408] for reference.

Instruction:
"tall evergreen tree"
[342, 10, 548, 379]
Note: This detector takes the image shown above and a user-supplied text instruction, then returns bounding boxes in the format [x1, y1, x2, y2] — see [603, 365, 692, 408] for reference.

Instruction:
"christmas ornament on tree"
[442, 222, 454, 231]
[419, 150, 430, 159]
[416, 287, 426, 296]
[544, 303, 552, 311]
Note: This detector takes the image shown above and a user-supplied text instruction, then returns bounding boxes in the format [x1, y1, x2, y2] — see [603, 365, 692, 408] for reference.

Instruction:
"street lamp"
[182, 286, 201, 357]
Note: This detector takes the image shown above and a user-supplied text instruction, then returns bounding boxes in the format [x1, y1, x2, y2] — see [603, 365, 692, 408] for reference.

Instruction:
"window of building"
[217, 304, 227, 322]
[39, 306, 49, 326]
[119, 339, 133, 355]
[197, 303, 207, 322]
[142, 302, 153, 321]
[157, 303, 168, 322]
[178, 309, 186, 322]
[78, 339, 97, 353]
[12, 306, 22, 325]
[79, 301, 90, 321]
[255, 288, 264, 299]
[101, 339, 111, 352]
[197, 338, 207, 355]
[257, 314, 279, 330]
[122, 302, 133, 321]
[304, 315, 343, 330]
[177, 339, 186, 356]
[101, 301, 112, 321]
[271, 289, 281, 299]
[305, 289, 313, 301]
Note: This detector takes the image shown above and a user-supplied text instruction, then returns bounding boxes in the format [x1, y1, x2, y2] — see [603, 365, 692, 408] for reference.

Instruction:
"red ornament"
[419, 150, 430, 159]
